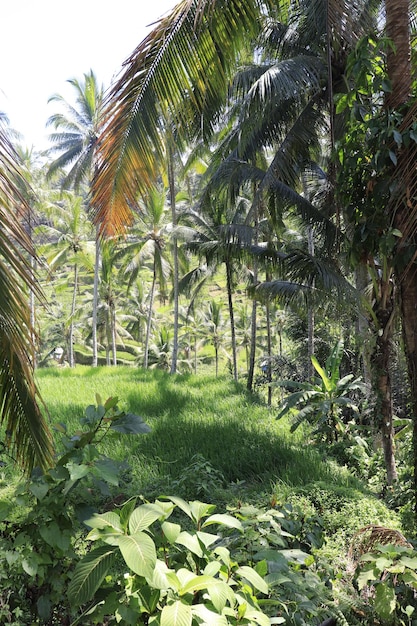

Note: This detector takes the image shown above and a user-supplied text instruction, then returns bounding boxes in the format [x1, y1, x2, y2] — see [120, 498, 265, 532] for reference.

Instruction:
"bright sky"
[0, 0, 176, 151]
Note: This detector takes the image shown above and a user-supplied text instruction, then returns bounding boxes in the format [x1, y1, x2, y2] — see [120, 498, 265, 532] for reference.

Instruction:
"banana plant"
[275, 341, 367, 443]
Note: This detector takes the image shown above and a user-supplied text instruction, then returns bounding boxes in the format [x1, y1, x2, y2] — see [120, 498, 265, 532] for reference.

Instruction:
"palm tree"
[47, 70, 104, 367]
[118, 187, 172, 368]
[204, 299, 227, 376]
[37, 191, 94, 367]
[0, 116, 53, 471]
[181, 195, 252, 381]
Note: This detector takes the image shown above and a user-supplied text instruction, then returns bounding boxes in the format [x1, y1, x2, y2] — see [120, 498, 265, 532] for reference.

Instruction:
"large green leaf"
[202, 513, 243, 531]
[68, 545, 116, 605]
[374, 582, 396, 621]
[192, 604, 228, 625]
[85, 511, 123, 533]
[236, 566, 268, 594]
[161, 601, 192, 626]
[118, 532, 156, 577]
[162, 520, 181, 543]
[207, 580, 235, 612]
[180, 574, 219, 595]
[129, 504, 163, 533]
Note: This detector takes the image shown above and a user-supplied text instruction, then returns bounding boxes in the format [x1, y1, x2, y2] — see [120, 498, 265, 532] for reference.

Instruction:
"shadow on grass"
[38, 367, 362, 495]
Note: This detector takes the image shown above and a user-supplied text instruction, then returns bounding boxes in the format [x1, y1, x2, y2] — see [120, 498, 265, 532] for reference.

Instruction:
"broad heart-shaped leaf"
[110, 412, 151, 434]
[400, 555, 417, 569]
[236, 566, 268, 595]
[68, 545, 116, 606]
[29, 480, 49, 501]
[93, 458, 122, 486]
[356, 567, 378, 591]
[374, 582, 396, 621]
[118, 532, 156, 577]
[161, 601, 192, 626]
[202, 513, 243, 531]
[129, 504, 163, 533]
[85, 403, 106, 423]
[40, 521, 70, 551]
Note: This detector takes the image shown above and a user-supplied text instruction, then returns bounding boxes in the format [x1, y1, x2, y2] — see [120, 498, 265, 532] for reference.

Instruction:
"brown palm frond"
[348, 524, 412, 571]
[92, 0, 264, 236]
[0, 124, 54, 472]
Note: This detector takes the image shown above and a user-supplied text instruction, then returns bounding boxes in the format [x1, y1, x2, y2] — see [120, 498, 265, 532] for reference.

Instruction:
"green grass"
[36, 366, 364, 499]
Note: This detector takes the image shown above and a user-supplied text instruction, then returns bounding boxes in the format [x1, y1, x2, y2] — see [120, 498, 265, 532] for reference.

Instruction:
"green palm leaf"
[0, 122, 53, 471]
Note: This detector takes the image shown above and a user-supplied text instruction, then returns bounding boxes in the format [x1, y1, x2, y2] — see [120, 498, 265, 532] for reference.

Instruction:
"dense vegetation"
[0, 0, 417, 624]
[0, 368, 410, 624]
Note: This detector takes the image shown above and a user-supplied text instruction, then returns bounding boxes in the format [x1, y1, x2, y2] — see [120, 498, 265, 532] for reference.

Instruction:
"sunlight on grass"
[36, 366, 360, 498]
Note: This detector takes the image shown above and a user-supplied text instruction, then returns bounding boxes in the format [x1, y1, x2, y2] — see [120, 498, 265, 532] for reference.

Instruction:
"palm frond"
[0, 124, 53, 471]
[92, 0, 264, 235]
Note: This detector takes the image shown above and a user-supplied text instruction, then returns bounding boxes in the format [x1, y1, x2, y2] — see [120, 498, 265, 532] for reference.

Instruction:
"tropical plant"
[0, 115, 53, 471]
[181, 196, 252, 381]
[47, 69, 105, 366]
[118, 186, 172, 368]
[276, 341, 367, 443]
[37, 190, 94, 366]
[355, 543, 417, 624]
[0, 394, 150, 624]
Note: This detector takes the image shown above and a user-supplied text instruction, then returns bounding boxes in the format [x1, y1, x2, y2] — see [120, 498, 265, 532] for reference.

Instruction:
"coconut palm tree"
[180, 194, 253, 381]
[118, 187, 172, 368]
[47, 70, 105, 366]
[0, 116, 53, 471]
[37, 191, 94, 367]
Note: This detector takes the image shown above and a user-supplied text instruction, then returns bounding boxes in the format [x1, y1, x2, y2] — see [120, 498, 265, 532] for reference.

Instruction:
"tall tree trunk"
[111, 304, 117, 366]
[355, 263, 372, 387]
[265, 300, 272, 407]
[144, 267, 157, 369]
[384, 0, 413, 494]
[247, 202, 259, 391]
[69, 263, 78, 368]
[385, 0, 411, 110]
[168, 149, 179, 374]
[307, 226, 315, 381]
[92, 231, 100, 367]
[371, 284, 398, 485]
[226, 260, 238, 382]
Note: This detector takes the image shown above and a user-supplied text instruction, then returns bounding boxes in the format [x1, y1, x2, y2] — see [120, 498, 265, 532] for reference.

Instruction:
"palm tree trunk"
[168, 149, 179, 374]
[247, 201, 259, 391]
[371, 282, 398, 485]
[266, 301, 272, 407]
[355, 264, 372, 387]
[226, 260, 238, 382]
[144, 266, 157, 369]
[399, 271, 417, 503]
[307, 226, 315, 381]
[69, 263, 78, 368]
[92, 231, 100, 367]
[111, 305, 117, 366]
[384, 0, 413, 494]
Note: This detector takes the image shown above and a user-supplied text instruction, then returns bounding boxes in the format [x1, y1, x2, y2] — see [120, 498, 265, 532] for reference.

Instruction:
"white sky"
[0, 0, 176, 151]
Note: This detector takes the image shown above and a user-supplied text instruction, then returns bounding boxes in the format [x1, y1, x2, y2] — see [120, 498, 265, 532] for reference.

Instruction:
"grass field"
[35, 366, 365, 503]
